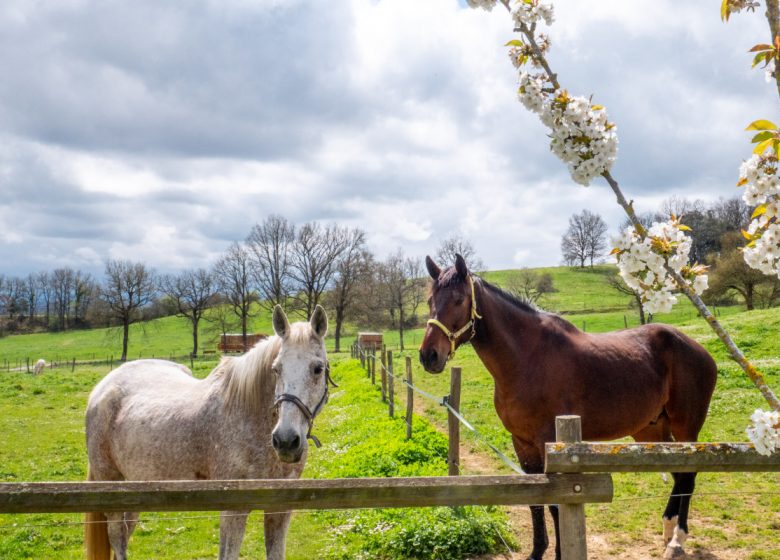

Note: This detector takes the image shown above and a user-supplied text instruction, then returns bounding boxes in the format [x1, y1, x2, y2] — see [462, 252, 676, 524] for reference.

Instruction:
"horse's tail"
[85, 468, 111, 560]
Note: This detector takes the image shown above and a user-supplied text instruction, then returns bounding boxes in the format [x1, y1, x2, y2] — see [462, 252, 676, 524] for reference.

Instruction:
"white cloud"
[0, 0, 774, 277]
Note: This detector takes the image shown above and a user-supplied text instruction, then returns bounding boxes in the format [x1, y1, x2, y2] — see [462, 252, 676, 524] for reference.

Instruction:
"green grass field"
[1, 264, 779, 558]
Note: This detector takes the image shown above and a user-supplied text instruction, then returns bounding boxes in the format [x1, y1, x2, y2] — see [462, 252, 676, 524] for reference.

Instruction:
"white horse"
[85, 305, 332, 560]
[33, 359, 46, 375]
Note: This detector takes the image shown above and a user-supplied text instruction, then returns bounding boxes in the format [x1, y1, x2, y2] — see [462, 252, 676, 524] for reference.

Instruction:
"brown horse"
[419, 255, 717, 560]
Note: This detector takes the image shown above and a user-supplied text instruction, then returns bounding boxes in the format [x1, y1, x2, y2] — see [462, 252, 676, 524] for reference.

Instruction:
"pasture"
[0, 264, 779, 558]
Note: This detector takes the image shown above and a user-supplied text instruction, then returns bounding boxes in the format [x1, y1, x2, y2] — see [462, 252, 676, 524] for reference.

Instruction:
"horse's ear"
[455, 253, 469, 278]
[272, 305, 291, 339]
[310, 305, 328, 339]
[425, 255, 441, 280]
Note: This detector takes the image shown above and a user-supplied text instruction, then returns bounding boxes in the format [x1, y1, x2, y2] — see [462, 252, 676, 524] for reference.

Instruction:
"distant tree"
[505, 268, 555, 304]
[561, 210, 608, 267]
[37, 271, 51, 327]
[708, 231, 780, 310]
[50, 268, 74, 330]
[435, 234, 485, 272]
[25, 273, 38, 324]
[203, 294, 242, 345]
[378, 250, 424, 351]
[289, 222, 349, 318]
[605, 274, 647, 325]
[246, 215, 296, 311]
[213, 242, 257, 350]
[72, 271, 96, 327]
[99, 260, 156, 362]
[326, 228, 370, 352]
[161, 268, 218, 357]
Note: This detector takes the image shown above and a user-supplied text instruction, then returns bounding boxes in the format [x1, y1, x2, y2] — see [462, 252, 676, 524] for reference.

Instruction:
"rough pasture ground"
[0, 357, 512, 559]
[388, 308, 780, 559]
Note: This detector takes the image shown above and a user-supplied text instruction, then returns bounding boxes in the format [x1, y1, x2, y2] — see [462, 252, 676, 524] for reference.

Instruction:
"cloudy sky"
[0, 0, 774, 277]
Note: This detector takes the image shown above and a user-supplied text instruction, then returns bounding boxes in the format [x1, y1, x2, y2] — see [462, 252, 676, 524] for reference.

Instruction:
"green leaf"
[505, 39, 524, 47]
[742, 229, 753, 241]
[752, 204, 768, 219]
[753, 51, 769, 68]
[721, 0, 730, 21]
[754, 138, 775, 155]
[678, 224, 692, 231]
[751, 131, 775, 143]
[746, 119, 779, 131]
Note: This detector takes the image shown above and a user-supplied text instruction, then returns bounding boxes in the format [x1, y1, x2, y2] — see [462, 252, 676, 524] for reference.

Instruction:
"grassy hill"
[0, 264, 752, 362]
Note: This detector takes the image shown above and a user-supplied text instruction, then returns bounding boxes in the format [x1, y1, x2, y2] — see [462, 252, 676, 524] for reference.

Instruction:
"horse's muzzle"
[419, 348, 446, 374]
[271, 427, 304, 463]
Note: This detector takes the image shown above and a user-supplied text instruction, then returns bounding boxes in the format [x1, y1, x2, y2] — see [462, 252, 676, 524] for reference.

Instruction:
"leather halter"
[273, 364, 338, 448]
[427, 275, 482, 357]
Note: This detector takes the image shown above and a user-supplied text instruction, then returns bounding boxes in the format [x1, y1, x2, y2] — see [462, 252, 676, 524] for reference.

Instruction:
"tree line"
[0, 215, 482, 361]
[560, 196, 780, 321]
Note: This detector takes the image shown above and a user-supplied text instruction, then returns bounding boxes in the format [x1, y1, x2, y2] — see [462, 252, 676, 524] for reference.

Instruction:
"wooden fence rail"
[545, 442, 780, 473]
[0, 474, 613, 514]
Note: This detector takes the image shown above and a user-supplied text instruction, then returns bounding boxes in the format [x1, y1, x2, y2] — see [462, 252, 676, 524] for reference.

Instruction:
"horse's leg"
[105, 512, 132, 560]
[512, 436, 550, 560]
[264, 510, 293, 560]
[218, 510, 250, 560]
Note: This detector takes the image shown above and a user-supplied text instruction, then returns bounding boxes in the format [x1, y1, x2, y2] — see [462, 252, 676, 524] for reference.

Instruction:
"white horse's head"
[270, 304, 330, 463]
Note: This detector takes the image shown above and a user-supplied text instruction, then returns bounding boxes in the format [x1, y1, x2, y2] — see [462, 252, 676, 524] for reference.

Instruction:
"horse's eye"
[454, 297, 465, 306]
[313, 365, 324, 375]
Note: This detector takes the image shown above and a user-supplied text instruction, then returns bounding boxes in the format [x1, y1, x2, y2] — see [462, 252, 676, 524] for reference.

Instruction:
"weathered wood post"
[405, 356, 413, 440]
[359, 343, 365, 369]
[388, 352, 394, 418]
[556, 415, 588, 560]
[380, 350, 387, 402]
[447, 366, 462, 476]
[71, 358, 76, 372]
[26, 357, 30, 374]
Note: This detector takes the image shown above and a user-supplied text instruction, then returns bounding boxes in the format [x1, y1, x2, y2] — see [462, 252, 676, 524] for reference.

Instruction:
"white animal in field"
[84, 305, 333, 560]
[33, 359, 46, 375]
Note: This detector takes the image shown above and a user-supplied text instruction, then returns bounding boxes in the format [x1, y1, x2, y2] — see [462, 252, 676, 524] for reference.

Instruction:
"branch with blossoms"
[465, 0, 780, 452]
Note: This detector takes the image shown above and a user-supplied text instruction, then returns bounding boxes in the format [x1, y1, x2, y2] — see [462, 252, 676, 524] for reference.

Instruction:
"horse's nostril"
[430, 350, 438, 364]
[272, 433, 281, 449]
[291, 434, 300, 449]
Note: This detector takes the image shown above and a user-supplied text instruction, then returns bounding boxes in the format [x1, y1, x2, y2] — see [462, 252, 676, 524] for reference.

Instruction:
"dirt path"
[406, 396, 753, 560]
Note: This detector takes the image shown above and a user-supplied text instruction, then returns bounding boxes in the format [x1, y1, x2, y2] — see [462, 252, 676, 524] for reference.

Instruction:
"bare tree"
[99, 260, 156, 361]
[203, 294, 242, 345]
[72, 271, 96, 327]
[505, 268, 555, 304]
[605, 274, 647, 325]
[25, 273, 38, 324]
[378, 250, 424, 351]
[51, 268, 74, 330]
[561, 210, 608, 267]
[213, 242, 257, 350]
[326, 228, 369, 352]
[246, 215, 296, 311]
[435, 234, 485, 272]
[289, 222, 349, 318]
[161, 268, 218, 356]
[37, 271, 51, 327]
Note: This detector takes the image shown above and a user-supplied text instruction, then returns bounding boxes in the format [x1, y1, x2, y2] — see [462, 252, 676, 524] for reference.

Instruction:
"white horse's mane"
[223, 323, 312, 412]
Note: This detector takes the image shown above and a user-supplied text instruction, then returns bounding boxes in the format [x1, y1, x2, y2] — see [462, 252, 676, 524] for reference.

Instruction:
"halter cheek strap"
[426, 275, 482, 357]
[273, 365, 338, 448]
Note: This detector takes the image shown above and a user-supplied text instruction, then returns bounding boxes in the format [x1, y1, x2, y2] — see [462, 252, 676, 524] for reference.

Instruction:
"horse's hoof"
[663, 544, 686, 559]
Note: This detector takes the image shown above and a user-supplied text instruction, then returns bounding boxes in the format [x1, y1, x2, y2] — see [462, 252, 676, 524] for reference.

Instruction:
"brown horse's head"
[419, 253, 477, 373]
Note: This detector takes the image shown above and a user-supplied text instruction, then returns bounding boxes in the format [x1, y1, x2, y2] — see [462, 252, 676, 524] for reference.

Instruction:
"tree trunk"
[746, 285, 755, 311]
[121, 320, 130, 362]
[192, 318, 199, 357]
[241, 312, 248, 352]
[635, 293, 646, 325]
[398, 306, 405, 351]
[334, 307, 344, 353]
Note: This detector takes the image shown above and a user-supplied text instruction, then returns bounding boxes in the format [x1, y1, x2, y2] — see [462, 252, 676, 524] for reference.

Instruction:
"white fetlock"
[663, 526, 688, 559]
[662, 516, 678, 546]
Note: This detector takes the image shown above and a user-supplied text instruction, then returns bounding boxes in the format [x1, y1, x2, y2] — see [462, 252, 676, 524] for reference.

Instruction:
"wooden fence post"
[71, 358, 76, 372]
[447, 366, 461, 476]
[380, 351, 387, 402]
[26, 357, 30, 374]
[371, 349, 376, 385]
[556, 415, 588, 560]
[388, 352, 394, 418]
[360, 345, 365, 369]
[405, 356, 413, 440]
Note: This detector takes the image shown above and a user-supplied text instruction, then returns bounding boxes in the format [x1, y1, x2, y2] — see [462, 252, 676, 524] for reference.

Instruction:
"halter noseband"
[273, 364, 338, 448]
[427, 275, 482, 357]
